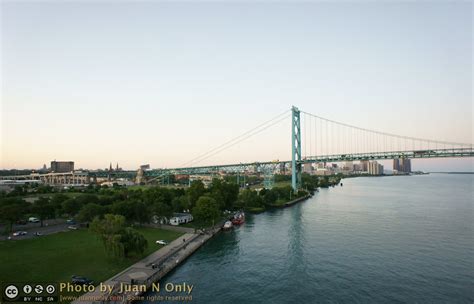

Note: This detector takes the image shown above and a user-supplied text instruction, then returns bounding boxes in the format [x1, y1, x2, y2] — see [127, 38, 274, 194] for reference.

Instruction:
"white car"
[156, 240, 167, 245]
[28, 217, 40, 223]
[68, 226, 78, 230]
[12, 231, 27, 236]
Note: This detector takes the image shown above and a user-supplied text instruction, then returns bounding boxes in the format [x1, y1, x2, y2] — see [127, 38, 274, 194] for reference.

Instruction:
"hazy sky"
[1, 1, 472, 171]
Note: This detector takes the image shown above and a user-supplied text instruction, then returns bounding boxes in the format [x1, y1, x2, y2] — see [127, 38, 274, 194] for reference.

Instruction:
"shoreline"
[71, 226, 222, 304]
[72, 187, 323, 303]
[266, 194, 312, 209]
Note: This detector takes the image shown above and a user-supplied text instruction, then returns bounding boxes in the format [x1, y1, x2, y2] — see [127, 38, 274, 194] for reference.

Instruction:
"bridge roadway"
[115, 147, 474, 177]
[1, 148, 472, 182]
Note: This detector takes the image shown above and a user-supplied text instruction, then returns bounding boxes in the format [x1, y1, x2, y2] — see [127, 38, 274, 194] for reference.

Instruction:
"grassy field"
[0, 227, 183, 283]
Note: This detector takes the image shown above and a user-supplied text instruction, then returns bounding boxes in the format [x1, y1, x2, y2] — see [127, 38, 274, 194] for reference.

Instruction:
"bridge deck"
[1, 148, 472, 180]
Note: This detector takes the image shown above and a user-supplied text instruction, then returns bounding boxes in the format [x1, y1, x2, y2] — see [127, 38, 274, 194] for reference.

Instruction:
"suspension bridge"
[2, 106, 473, 190]
[100, 106, 473, 189]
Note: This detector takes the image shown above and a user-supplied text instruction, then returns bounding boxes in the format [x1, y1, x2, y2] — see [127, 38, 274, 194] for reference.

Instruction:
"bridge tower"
[291, 106, 302, 191]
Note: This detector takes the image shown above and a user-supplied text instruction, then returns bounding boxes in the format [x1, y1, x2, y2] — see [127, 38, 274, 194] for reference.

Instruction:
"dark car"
[66, 219, 76, 225]
[71, 275, 93, 285]
[16, 219, 27, 225]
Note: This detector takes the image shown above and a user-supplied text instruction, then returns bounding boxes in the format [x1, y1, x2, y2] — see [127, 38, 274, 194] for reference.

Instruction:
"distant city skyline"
[1, 1, 472, 171]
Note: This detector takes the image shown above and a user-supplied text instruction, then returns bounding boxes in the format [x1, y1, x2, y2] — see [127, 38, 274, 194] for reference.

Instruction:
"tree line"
[0, 174, 341, 233]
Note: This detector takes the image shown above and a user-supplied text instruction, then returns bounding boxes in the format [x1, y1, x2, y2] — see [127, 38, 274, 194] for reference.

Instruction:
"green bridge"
[3, 107, 472, 190]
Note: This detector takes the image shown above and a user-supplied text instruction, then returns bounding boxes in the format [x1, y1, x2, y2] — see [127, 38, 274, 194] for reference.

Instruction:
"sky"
[1, 1, 472, 172]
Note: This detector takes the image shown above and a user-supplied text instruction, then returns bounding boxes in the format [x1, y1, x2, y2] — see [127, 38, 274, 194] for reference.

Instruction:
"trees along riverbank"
[0, 175, 346, 290]
[0, 174, 342, 236]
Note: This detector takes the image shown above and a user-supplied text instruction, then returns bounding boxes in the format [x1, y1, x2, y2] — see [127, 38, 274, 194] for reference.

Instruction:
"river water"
[141, 174, 473, 303]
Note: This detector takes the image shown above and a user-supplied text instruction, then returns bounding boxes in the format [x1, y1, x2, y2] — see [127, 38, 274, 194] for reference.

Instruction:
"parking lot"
[0, 219, 76, 240]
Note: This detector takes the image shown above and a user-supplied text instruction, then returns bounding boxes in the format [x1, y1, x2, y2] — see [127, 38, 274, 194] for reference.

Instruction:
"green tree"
[301, 173, 318, 192]
[209, 179, 239, 210]
[262, 189, 278, 205]
[74, 194, 99, 206]
[0, 198, 28, 233]
[90, 214, 126, 258]
[187, 180, 206, 209]
[8, 185, 27, 197]
[273, 186, 294, 201]
[111, 200, 136, 221]
[238, 189, 263, 209]
[77, 203, 106, 222]
[134, 201, 150, 225]
[192, 196, 220, 226]
[31, 197, 55, 227]
[61, 198, 81, 216]
[152, 201, 173, 221]
[35, 185, 54, 194]
[171, 196, 189, 213]
[50, 193, 69, 213]
[120, 227, 148, 257]
[90, 214, 148, 259]
[318, 176, 330, 188]
[111, 200, 150, 225]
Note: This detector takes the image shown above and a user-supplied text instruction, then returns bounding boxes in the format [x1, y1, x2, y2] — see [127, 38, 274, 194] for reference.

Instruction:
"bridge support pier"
[291, 106, 302, 191]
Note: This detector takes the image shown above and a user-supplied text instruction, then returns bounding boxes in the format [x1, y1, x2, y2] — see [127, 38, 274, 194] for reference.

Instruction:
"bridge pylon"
[291, 106, 302, 191]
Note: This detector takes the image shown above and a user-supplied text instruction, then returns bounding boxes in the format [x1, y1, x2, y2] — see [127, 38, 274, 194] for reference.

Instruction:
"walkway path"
[72, 226, 221, 304]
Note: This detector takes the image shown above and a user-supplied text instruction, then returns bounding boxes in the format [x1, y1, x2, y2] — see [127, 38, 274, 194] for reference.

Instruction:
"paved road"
[0, 219, 76, 240]
[0, 218, 67, 231]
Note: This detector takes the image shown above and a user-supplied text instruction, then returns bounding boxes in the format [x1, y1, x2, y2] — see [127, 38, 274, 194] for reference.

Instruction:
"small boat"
[231, 211, 245, 225]
[223, 221, 233, 230]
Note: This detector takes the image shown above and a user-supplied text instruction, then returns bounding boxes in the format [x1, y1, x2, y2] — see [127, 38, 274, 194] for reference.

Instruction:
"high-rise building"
[393, 159, 400, 171]
[360, 160, 369, 172]
[50, 161, 74, 173]
[368, 161, 384, 175]
[400, 158, 411, 173]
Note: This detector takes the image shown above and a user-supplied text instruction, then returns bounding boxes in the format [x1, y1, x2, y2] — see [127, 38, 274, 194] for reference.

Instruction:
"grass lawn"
[0, 227, 183, 283]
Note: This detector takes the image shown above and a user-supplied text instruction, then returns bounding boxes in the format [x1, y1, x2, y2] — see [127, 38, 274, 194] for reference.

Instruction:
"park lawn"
[181, 221, 210, 229]
[273, 181, 291, 188]
[0, 227, 183, 283]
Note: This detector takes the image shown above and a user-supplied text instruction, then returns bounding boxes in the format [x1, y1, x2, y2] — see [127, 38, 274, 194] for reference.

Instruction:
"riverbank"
[137, 174, 474, 304]
[266, 194, 311, 209]
[71, 225, 222, 304]
[71, 189, 317, 303]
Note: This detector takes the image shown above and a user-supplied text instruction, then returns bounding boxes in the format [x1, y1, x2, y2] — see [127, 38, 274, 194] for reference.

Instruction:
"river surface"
[142, 174, 473, 303]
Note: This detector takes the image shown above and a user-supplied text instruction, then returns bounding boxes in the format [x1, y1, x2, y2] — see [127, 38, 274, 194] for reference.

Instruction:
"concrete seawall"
[72, 226, 221, 304]
[268, 194, 311, 209]
[71, 197, 309, 303]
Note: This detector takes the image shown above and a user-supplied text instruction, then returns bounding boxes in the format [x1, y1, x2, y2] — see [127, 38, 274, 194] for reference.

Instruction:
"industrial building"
[50, 161, 74, 173]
